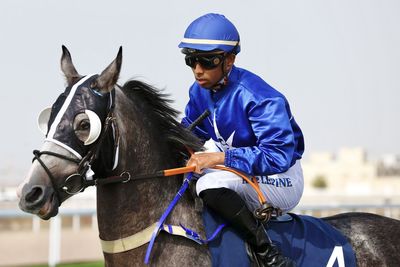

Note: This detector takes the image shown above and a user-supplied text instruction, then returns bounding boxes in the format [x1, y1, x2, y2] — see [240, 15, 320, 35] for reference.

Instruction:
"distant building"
[302, 147, 400, 198]
[377, 154, 400, 177]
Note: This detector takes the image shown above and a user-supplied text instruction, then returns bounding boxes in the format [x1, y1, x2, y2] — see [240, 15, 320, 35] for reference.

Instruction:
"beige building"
[301, 147, 400, 205]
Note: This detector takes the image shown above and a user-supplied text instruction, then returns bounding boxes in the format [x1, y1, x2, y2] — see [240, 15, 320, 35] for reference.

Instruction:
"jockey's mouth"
[196, 78, 208, 84]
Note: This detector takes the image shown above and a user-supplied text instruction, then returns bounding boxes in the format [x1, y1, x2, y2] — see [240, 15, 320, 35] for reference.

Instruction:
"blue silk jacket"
[182, 66, 304, 176]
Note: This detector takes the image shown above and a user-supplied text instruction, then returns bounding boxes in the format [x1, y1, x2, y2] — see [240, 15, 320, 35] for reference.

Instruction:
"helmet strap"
[210, 56, 229, 90]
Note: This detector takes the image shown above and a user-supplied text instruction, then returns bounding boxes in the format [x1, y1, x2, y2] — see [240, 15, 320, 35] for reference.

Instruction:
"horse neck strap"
[100, 221, 226, 254]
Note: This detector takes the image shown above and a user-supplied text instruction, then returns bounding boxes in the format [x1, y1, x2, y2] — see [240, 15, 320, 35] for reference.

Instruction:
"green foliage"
[312, 175, 328, 189]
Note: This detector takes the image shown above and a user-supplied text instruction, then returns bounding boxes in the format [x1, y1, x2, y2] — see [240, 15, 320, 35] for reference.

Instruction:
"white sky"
[1, 0, 400, 184]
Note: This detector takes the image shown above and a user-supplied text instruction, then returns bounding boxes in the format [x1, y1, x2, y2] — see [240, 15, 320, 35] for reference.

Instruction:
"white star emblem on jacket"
[213, 112, 235, 151]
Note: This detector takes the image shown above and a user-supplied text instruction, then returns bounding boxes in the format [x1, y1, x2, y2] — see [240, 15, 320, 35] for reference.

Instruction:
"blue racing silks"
[182, 66, 305, 176]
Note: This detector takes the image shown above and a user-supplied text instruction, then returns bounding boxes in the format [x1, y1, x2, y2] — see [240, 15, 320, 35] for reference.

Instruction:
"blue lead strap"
[144, 171, 226, 264]
[145, 109, 215, 264]
[179, 222, 227, 244]
[144, 173, 194, 264]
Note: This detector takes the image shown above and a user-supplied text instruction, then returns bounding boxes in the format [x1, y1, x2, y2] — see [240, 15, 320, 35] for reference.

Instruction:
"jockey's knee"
[196, 171, 236, 196]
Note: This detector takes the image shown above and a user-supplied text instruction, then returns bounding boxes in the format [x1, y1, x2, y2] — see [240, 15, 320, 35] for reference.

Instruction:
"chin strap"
[210, 56, 230, 91]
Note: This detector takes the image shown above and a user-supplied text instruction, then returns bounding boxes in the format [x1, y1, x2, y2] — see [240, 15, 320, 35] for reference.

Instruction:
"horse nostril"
[25, 186, 45, 204]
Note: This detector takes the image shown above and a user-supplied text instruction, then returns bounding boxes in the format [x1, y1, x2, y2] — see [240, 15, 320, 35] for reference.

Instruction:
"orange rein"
[213, 165, 267, 204]
[162, 164, 267, 205]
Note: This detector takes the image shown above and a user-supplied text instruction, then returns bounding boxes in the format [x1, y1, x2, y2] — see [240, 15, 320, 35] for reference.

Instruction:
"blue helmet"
[178, 13, 241, 54]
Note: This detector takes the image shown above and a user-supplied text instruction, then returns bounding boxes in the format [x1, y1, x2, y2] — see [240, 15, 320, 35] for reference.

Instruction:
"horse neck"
[96, 87, 187, 240]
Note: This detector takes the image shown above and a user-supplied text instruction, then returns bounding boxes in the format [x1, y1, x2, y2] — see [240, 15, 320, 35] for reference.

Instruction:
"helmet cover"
[178, 13, 240, 54]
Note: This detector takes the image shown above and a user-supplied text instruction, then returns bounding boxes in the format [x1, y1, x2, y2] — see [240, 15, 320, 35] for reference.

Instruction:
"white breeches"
[196, 160, 304, 213]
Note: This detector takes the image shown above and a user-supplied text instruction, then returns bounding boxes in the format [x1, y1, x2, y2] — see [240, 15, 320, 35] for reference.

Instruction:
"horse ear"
[95, 46, 122, 94]
[61, 45, 81, 86]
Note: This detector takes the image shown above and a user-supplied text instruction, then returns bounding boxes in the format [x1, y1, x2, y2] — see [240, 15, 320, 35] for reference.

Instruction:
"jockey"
[180, 13, 304, 267]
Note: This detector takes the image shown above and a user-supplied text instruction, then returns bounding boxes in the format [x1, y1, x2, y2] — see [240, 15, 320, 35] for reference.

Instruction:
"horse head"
[17, 46, 122, 219]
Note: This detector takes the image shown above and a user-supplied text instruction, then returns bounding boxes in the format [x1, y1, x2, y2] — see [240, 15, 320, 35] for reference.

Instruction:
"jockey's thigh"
[196, 160, 304, 213]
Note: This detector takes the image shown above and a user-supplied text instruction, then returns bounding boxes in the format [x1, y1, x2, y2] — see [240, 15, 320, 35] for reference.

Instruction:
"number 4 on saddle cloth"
[203, 208, 356, 267]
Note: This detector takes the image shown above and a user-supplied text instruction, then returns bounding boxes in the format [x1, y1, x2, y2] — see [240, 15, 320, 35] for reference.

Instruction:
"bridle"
[32, 92, 117, 205]
[31, 106, 210, 206]
[30, 94, 207, 206]
[32, 104, 273, 224]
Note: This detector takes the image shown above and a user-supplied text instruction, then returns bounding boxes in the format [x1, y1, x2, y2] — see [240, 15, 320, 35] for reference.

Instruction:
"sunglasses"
[185, 53, 225, 70]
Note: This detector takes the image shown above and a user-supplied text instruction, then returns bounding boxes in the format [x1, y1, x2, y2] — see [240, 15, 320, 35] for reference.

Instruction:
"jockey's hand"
[186, 152, 225, 174]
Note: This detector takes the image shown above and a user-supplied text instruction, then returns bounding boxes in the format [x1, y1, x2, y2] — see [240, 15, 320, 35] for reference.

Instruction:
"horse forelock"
[120, 80, 203, 164]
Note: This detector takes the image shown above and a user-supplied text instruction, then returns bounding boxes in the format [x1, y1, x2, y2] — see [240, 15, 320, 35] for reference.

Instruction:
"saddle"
[203, 209, 357, 267]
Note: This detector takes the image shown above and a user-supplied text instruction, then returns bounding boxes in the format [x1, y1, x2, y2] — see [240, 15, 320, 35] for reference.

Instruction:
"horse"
[17, 47, 400, 267]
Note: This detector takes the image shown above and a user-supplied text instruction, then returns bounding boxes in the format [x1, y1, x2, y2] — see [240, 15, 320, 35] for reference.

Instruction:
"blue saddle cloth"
[203, 208, 356, 267]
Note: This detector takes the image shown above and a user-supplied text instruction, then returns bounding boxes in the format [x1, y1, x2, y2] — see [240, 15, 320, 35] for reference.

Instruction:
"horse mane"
[120, 79, 204, 165]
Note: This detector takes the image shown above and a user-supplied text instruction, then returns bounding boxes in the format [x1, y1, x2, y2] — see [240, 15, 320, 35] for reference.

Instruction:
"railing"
[0, 208, 98, 267]
[294, 203, 400, 219]
[0, 208, 97, 232]
[1, 204, 400, 266]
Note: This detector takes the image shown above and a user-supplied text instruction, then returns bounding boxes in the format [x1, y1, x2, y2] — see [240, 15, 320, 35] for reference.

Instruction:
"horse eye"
[73, 113, 91, 143]
[79, 120, 90, 131]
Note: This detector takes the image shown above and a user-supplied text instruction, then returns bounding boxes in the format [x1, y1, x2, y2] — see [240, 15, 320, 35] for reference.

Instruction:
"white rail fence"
[0, 208, 98, 267]
[1, 204, 400, 266]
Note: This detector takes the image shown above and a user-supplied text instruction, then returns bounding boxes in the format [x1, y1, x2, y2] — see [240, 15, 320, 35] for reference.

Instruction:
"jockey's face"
[189, 52, 235, 89]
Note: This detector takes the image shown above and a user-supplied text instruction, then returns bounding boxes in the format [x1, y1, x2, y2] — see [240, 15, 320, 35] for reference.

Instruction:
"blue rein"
[145, 109, 216, 264]
[144, 173, 193, 264]
[144, 172, 226, 264]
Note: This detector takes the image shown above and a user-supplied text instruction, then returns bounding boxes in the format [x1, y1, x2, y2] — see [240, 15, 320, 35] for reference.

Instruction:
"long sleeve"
[225, 97, 295, 175]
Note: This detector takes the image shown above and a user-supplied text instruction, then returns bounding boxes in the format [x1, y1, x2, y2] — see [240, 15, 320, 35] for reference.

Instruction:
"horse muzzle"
[18, 183, 60, 220]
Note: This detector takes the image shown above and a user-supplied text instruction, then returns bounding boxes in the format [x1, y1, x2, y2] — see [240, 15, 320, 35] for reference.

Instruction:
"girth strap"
[101, 223, 192, 254]
[100, 222, 226, 254]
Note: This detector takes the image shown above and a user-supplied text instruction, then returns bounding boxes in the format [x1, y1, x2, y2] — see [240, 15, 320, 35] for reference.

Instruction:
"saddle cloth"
[203, 208, 356, 267]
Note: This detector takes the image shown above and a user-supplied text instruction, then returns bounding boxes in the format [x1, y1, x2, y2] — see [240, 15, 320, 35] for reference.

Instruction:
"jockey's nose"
[193, 63, 204, 74]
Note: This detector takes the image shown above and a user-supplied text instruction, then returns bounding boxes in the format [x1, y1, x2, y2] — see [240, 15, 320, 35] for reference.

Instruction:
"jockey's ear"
[95, 46, 122, 94]
[60, 45, 82, 86]
[224, 53, 236, 73]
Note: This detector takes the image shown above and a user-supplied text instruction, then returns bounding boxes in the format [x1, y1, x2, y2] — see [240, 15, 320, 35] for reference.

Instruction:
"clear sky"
[1, 0, 400, 185]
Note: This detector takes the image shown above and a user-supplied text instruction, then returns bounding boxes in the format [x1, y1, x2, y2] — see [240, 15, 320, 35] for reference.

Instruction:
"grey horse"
[17, 47, 400, 267]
